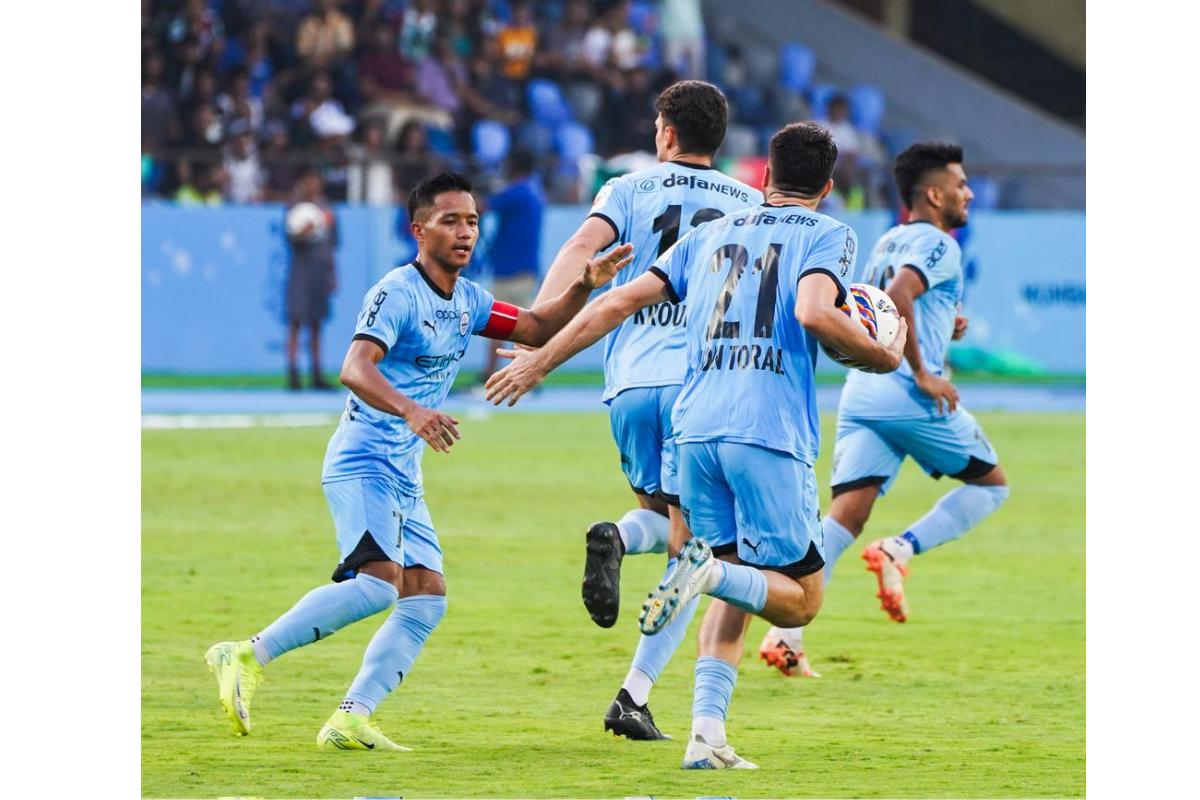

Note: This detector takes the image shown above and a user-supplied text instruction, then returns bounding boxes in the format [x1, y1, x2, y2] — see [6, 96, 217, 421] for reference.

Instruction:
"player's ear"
[818, 178, 834, 201]
[761, 164, 771, 194]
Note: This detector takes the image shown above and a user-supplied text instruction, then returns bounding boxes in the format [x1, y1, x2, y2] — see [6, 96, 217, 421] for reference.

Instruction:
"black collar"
[411, 259, 454, 300]
[902, 218, 938, 228]
[669, 159, 714, 171]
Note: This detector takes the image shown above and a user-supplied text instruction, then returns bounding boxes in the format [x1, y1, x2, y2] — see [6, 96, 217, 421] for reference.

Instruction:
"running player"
[761, 143, 1009, 668]
[532, 80, 762, 739]
[486, 123, 906, 768]
[204, 173, 632, 750]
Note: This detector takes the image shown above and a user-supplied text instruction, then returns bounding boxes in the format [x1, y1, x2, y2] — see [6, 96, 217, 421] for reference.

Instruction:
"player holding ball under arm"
[487, 123, 906, 769]
[205, 172, 632, 752]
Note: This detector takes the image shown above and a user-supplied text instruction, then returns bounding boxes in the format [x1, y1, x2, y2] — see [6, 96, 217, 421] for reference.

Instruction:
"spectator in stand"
[261, 120, 298, 202]
[284, 167, 338, 390]
[217, 66, 265, 133]
[497, 0, 538, 81]
[358, 22, 452, 136]
[459, 41, 523, 134]
[296, 0, 357, 102]
[185, 103, 225, 150]
[143, 50, 179, 150]
[347, 118, 395, 206]
[293, 72, 355, 147]
[416, 34, 468, 118]
[166, 0, 224, 64]
[398, 0, 438, 61]
[661, 0, 706, 79]
[441, 0, 480, 59]
[167, 34, 205, 101]
[539, 0, 603, 124]
[296, 0, 356, 71]
[480, 148, 545, 381]
[224, 119, 265, 203]
[241, 21, 277, 101]
[175, 161, 227, 206]
[393, 119, 447, 204]
[825, 94, 866, 209]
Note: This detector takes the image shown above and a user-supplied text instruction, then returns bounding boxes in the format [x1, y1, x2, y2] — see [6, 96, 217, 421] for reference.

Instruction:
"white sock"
[881, 535, 915, 563]
[338, 698, 372, 717]
[692, 715, 726, 747]
[616, 508, 669, 555]
[767, 625, 805, 649]
[250, 635, 272, 667]
[622, 667, 654, 706]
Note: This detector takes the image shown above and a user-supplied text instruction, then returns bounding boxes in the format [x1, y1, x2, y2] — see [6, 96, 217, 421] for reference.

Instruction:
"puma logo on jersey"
[422, 320, 436, 335]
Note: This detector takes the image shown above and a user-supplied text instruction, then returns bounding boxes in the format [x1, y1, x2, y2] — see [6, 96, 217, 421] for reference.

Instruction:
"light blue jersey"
[588, 161, 762, 402]
[841, 220, 963, 419]
[651, 203, 857, 466]
[322, 262, 497, 496]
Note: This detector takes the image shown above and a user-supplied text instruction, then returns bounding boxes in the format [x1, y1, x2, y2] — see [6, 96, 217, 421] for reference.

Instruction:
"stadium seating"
[779, 43, 817, 94]
[808, 83, 841, 120]
[555, 121, 595, 162]
[472, 120, 511, 168]
[526, 79, 573, 127]
[850, 83, 887, 135]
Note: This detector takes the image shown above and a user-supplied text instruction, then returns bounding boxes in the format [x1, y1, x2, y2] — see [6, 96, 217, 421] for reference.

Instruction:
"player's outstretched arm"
[888, 266, 959, 413]
[339, 339, 461, 453]
[531, 215, 618, 305]
[796, 272, 907, 374]
[485, 270, 671, 406]
[505, 243, 634, 348]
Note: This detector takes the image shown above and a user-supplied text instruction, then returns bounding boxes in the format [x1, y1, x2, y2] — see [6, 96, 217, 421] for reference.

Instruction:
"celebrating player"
[204, 172, 633, 751]
[532, 80, 762, 740]
[486, 123, 906, 768]
[761, 144, 1009, 667]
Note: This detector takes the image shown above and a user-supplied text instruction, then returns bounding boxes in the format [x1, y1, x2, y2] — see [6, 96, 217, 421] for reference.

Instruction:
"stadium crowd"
[141, 0, 893, 208]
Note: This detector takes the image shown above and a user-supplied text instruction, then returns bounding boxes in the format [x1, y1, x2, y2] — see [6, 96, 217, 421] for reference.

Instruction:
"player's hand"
[484, 348, 546, 407]
[404, 404, 461, 453]
[952, 314, 969, 341]
[581, 243, 634, 290]
[915, 370, 959, 415]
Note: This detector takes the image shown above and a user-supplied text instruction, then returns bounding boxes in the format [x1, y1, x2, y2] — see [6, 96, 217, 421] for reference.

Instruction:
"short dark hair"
[654, 80, 728, 156]
[893, 142, 964, 210]
[767, 122, 838, 197]
[409, 172, 473, 221]
[507, 148, 536, 177]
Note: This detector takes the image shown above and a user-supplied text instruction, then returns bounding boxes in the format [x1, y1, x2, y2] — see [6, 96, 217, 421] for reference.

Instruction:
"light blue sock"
[906, 485, 1010, 554]
[692, 656, 738, 721]
[617, 508, 669, 555]
[256, 573, 397, 662]
[344, 594, 448, 712]
[822, 516, 857, 583]
[629, 558, 699, 693]
[709, 560, 768, 614]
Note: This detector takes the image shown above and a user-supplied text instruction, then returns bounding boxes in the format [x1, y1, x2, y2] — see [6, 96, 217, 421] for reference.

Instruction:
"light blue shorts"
[322, 476, 443, 581]
[608, 385, 681, 504]
[830, 407, 999, 496]
[678, 441, 825, 577]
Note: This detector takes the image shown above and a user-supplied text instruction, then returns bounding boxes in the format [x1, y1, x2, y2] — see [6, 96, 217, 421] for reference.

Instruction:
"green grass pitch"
[142, 411, 1084, 798]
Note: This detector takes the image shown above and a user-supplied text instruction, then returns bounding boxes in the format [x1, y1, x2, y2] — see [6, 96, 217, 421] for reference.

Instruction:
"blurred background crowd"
[141, 0, 904, 211]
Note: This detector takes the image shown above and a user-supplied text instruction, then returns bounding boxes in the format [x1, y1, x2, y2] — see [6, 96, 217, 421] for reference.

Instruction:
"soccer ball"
[821, 283, 901, 369]
[285, 202, 328, 239]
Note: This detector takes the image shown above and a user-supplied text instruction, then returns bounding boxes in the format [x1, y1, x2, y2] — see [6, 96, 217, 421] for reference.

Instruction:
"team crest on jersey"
[459, 311, 470, 336]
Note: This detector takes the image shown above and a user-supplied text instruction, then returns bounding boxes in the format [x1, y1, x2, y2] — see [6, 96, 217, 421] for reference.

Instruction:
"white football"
[286, 202, 328, 238]
[821, 283, 901, 369]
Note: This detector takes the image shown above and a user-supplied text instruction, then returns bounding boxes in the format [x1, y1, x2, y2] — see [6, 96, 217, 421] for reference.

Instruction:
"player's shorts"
[608, 385, 681, 505]
[678, 440, 824, 578]
[829, 407, 999, 497]
[322, 476, 443, 581]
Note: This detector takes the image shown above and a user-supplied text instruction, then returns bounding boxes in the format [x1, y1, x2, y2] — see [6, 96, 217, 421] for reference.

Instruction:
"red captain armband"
[479, 301, 520, 339]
